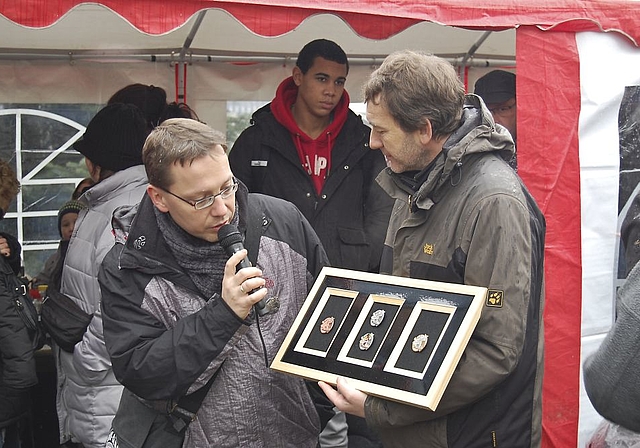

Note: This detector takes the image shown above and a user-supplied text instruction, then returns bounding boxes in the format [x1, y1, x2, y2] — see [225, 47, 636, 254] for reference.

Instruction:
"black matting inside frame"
[344, 302, 400, 363]
[394, 308, 450, 373]
[280, 274, 476, 397]
[304, 294, 353, 353]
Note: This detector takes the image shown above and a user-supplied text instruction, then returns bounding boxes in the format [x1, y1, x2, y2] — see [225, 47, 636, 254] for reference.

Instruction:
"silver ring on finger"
[239, 283, 246, 294]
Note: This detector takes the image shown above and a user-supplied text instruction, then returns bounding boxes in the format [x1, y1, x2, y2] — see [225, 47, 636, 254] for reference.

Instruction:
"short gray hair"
[364, 50, 465, 139]
[142, 118, 227, 189]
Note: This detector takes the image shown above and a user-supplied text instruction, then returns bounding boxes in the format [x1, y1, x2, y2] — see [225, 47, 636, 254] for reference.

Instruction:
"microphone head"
[218, 224, 243, 250]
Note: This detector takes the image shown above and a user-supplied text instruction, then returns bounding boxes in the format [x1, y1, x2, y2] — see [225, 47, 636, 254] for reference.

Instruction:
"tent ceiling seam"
[0, 51, 514, 66]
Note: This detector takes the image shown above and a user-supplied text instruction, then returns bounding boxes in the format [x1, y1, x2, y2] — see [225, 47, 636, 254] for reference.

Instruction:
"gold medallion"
[359, 332, 374, 350]
[411, 334, 429, 353]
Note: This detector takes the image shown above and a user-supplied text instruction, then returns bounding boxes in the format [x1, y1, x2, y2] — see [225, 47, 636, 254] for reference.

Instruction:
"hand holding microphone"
[218, 224, 269, 316]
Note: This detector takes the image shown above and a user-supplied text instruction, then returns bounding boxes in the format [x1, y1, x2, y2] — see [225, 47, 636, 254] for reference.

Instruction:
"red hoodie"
[270, 76, 349, 194]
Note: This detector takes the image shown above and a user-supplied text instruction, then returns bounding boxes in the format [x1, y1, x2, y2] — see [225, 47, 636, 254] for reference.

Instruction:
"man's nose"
[324, 84, 337, 96]
[369, 133, 382, 150]
[209, 195, 228, 216]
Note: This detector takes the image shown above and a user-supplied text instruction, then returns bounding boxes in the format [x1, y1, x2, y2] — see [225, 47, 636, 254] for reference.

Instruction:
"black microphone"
[218, 224, 267, 315]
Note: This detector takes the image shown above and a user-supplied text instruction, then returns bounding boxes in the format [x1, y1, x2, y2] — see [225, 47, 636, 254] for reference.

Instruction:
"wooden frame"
[271, 267, 487, 411]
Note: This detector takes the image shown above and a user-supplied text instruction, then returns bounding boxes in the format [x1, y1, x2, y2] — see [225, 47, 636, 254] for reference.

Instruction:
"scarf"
[154, 185, 250, 300]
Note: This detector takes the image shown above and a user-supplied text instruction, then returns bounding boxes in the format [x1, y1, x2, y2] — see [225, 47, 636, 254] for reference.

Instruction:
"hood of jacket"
[269, 76, 350, 142]
[111, 194, 199, 296]
[79, 165, 148, 209]
[266, 76, 352, 193]
[380, 94, 515, 211]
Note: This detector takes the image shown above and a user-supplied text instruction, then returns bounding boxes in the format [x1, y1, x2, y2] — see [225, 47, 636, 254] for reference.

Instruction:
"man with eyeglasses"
[99, 119, 334, 448]
[474, 70, 517, 169]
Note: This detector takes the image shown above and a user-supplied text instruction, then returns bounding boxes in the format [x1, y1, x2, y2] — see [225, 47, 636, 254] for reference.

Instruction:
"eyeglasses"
[161, 180, 238, 210]
[488, 102, 516, 116]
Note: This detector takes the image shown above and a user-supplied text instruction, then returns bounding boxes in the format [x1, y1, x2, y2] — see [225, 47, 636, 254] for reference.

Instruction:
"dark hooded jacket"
[229, 77, 393, 273]
[100, 184, 330, 447]
[365, 95, 546, 448]
[0, 233, 37, 427]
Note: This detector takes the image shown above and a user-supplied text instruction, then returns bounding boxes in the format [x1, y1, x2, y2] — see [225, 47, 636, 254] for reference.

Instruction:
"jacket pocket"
[112, 389, 184, 448]
[337, 227, 370, 271]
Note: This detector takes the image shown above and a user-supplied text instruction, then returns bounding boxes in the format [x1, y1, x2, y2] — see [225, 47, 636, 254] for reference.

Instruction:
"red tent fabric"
[3, 2, 640, 447]
[1, 0, 639, 41]
[518, 27, 583, 447]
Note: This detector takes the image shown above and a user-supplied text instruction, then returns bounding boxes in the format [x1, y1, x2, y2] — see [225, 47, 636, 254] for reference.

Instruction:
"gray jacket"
[366, 95, 546, 448]
[58, 165, 148, 448]
[100, 189, 329, 447]
[584, 261, 640, 433]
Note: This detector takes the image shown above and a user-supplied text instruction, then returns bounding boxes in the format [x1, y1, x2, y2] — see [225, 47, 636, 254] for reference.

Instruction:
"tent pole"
[175, 10, 207, 103]
[0, 51, 513, 67]
[460, 31, 494, 67]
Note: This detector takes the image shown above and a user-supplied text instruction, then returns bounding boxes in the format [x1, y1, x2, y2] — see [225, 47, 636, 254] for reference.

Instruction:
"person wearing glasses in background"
[99, 119, 335, 447]
[474, 70, 518, 169]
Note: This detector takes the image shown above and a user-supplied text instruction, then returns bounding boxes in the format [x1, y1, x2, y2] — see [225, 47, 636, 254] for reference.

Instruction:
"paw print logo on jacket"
[486, 290, 504, 308]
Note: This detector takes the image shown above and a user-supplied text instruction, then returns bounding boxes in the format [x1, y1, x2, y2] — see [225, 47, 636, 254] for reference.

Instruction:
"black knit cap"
[108, 84, 168, 129]
[74, 103, 149, 172]
[474, 70, 516, 104]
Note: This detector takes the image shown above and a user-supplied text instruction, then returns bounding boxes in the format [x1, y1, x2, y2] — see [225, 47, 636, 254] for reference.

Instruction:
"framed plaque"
[271, 267, 487, 411]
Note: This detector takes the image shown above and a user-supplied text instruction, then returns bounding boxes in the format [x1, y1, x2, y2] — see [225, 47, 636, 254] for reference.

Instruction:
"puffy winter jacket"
[57, 165, 148, 448]
[365, 95, 546, 448]
[584, 260, 640, 433]
[100, 188, 329, 447]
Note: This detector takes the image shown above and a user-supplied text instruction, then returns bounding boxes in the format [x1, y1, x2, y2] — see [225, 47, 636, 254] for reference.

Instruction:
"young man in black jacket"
[229, 39, 392, 275]
[229, 41, 392, 446]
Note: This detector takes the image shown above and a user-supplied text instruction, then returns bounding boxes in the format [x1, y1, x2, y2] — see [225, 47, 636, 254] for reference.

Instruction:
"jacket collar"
[378, 94, 515, 211]
[115, 194, 197, 293]
[253, 98, 370, 171]
[80, 165, 148, 208]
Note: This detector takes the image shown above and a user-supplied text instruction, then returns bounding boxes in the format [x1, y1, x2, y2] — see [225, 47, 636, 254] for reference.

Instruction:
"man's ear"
[292, 66, 303, 87]
[418, 119, 433, 146]
[147, 185, 169, 213]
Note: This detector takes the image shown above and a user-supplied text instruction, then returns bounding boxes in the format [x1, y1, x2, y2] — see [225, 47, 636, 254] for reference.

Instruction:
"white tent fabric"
[0, 6, 515, 129]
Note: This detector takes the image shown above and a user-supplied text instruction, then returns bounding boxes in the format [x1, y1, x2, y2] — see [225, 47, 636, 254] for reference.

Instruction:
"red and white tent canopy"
[3, 1, 640, 447]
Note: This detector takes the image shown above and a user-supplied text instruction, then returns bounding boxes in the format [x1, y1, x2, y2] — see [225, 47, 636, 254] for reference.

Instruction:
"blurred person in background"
[0, 159, 37, 448]
[33, 200, 85, 291]
[108, 83, 201, 129]
[583, 261, 640, 446]
[474, 70, 517, 169]
[55, 103, 150, 448]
